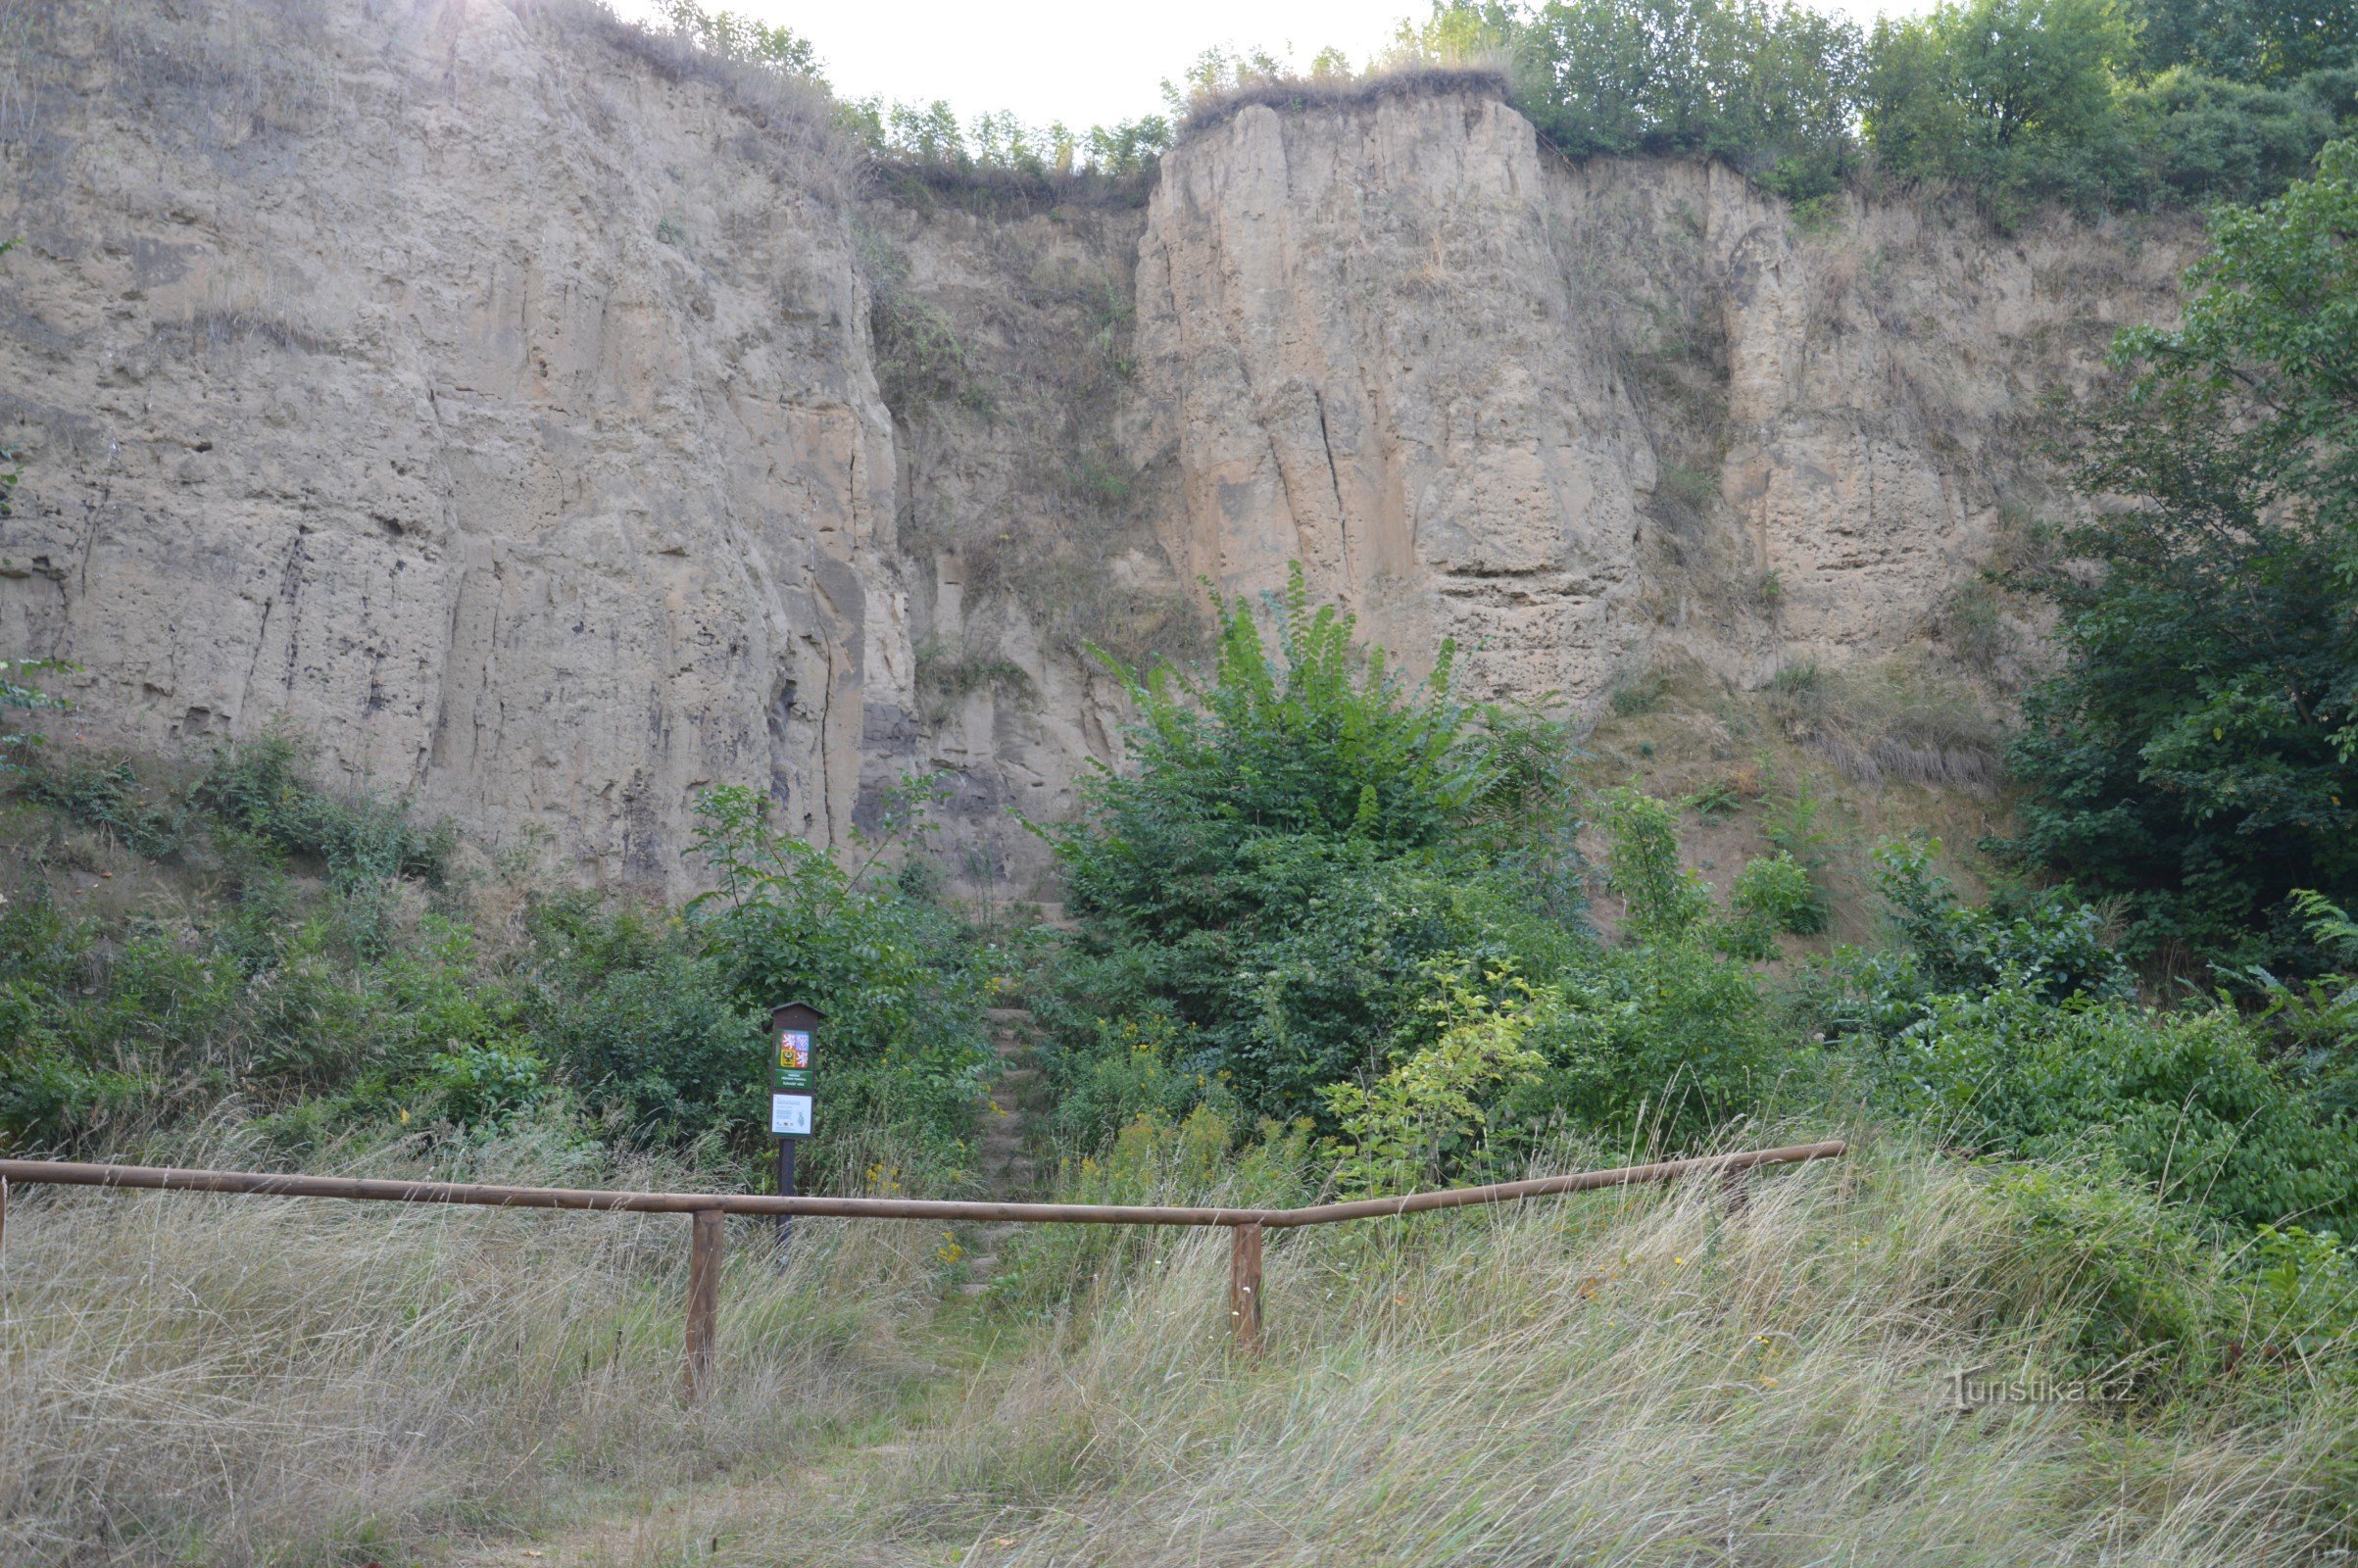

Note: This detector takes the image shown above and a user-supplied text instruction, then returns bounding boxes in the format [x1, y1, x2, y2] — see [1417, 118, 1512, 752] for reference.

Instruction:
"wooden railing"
[0, 1139, 1846, 1393]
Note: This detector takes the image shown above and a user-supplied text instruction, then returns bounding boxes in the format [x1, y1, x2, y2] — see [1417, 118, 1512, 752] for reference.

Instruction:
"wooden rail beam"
[0, 1140, 1846, 1379]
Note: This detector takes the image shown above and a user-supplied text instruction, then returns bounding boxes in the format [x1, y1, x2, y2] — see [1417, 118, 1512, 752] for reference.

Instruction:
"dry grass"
[671, 1137, 2352, 1568]
[1176, 66, 1511, 142]
[1574, 654, 2015, 945]
[6, 1130, 2351, 1565]
[1766, 662, 2006, 797]
[0, 1125, 946, 1567]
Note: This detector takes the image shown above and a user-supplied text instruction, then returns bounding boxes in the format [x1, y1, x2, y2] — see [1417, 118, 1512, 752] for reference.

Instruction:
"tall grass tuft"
[706, 1135, 2355, 1567]
[0, 1129, 943, 1566]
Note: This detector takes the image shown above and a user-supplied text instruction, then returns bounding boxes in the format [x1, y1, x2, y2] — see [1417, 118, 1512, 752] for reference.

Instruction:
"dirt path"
[451, 1009, 1044, 1567]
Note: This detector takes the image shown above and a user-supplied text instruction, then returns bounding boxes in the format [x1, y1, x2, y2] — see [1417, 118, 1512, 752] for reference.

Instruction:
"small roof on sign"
[769, 1000, 825, 1023]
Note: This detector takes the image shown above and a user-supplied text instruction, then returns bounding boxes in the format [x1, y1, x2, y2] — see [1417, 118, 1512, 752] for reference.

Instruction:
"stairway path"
[957, 1003, 1041, 1295]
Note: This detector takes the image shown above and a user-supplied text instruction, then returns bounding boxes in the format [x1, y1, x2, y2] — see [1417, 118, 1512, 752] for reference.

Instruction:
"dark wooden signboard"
[768, 1001, 822, 1256]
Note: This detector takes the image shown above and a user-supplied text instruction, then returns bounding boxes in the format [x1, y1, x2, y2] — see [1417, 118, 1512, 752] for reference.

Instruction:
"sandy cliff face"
[0, 8, 2196, 891]
[1124, 92, 2193, 705]
[1, 0, 908, 892]
[1127, 93, 1657, 708]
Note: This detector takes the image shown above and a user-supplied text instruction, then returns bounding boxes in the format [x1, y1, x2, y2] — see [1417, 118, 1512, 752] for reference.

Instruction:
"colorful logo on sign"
[775, 1029, 811, 1091]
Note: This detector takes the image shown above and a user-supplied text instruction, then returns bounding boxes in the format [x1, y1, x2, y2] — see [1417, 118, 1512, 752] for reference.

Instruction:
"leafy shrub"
[1726, 852, 1821, 956]
[1323, 959, 1551, 1194]
[516, 895, 758, 1149]
[0, 656, 72, 770]
[2240, 1222, 2358, 1364]
[195, 733, 453, 889]
[688, 785, 993, 1178]
[1607, 672, 1668, 716]
[1981, 1159, 2216, 1385]
[1048, 564, 1583, 1128]
[1038, 1009, 1209, 1156]
[0, 889, 133, 1148]
[1901, 983, 2358, 1230]
[426, 1042, 548, 1129]
[2238, 892, 2358, 1116]
[1502, 937, 1787, 1149]
[19, 756, 180, 857]
[1600, 787, 1711, 941]
[1873, 837, 2130, 1002]
[1760, 783, 1835, 934]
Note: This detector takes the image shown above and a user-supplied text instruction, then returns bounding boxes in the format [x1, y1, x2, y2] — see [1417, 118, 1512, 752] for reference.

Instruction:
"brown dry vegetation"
[1175, 67, 1513, 142]
[11, 1133, 2347, 1567]
[0, 1129, 945, 1566]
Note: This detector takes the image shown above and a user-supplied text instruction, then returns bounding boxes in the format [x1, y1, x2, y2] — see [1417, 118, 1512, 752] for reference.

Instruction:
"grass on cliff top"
[5, 1127, 2351, 1567]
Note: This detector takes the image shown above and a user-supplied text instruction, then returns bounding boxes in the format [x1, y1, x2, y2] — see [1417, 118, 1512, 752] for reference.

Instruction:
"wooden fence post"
[1719, 1163, 1751, 1218]
[684, 1205, 723, 1400]
[1229, 1221, 1263, 1355]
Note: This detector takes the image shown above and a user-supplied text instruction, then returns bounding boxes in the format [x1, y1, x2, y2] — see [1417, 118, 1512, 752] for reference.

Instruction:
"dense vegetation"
[0, 734, 996, 1190]
[1399, 0, 2357, 218]
[2002, 140, 2358, 972]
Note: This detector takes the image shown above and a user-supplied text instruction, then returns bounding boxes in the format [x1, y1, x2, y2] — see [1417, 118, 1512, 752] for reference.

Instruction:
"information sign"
[769, 1092, 813, 1137]
[766, 1001, 823, 1261]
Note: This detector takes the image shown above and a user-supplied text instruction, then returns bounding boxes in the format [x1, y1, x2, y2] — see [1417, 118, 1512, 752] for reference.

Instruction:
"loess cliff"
[0, 0, 2197, 896]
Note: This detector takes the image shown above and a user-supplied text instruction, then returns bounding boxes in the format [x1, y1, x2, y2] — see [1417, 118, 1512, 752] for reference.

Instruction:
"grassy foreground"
[5, 1128, 2351, 1567]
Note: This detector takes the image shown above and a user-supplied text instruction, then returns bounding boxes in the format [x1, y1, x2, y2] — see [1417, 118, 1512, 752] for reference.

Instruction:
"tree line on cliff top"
[652, 0, 2351, 220]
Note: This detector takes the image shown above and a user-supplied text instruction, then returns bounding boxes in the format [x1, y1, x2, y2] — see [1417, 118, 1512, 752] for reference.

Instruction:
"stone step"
[959, 1002, 1040, 1294]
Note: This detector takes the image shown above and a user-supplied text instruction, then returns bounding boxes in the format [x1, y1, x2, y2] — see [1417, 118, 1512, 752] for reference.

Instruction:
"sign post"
[768, 1001, 821, 1263]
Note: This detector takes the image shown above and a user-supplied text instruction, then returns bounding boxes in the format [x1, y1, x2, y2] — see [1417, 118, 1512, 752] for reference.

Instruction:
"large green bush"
[518, 895, 756, 1147]
[1046, 565, 1583, 1127]
[1902, 984, 2358, 1231]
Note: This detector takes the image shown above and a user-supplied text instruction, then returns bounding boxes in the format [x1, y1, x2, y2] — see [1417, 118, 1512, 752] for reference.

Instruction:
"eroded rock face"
[0, 11, 2196, 891]
[1124, 94, 2193, 703]
[1, 0, 908, 893]
[1127, 95, 1657, 707]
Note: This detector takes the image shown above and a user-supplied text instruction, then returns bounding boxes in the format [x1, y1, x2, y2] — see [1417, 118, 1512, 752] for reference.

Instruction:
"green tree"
[1867, 0, 2134, 216]
[2003, 142, 2358, 971]
[1499, 0, 1866, 201]
[652, 0, 821, 76]
[2124, 0, 2358, 83]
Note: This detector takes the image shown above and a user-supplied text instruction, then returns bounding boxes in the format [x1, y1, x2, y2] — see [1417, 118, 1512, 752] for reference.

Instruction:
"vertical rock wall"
[1127, 94, 1656, 706]
[0, 11, 2199, 891]
[1, 0, 909, 893]
[1122, 90, 2194, 705]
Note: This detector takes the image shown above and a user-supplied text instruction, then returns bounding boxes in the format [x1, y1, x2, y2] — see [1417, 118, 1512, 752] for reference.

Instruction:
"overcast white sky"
[610, 0, 1938, 132]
